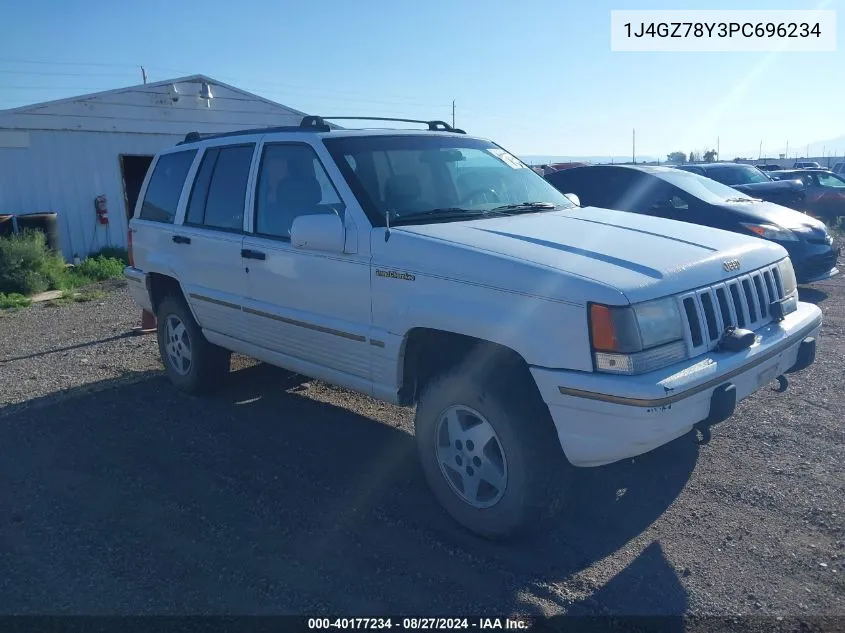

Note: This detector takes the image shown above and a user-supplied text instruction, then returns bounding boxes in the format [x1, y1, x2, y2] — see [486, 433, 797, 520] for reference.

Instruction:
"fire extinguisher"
[95, 194, 109, 225]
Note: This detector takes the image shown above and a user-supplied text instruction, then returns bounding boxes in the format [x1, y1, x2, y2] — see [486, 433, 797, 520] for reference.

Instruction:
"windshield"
[656, 169, 756, 204]
[324, 135, 574, 226]
[704, 165, 772, 185]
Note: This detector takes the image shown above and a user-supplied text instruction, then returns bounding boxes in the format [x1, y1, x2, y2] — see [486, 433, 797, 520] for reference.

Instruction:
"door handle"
[172, 235, 191, 244]
[241, 249, 266, 260]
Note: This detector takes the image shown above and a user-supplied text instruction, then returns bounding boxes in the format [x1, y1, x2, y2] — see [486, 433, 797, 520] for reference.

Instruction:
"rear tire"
[156, 294, 230, 394]
[414, 353, 566, 540]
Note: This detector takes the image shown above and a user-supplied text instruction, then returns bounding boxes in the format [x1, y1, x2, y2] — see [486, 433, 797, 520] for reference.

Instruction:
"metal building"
[0, 75, 308, 259]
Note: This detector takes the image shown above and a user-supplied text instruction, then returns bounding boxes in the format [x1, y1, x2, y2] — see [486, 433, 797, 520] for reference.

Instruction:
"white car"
[125, 116, 822, 539]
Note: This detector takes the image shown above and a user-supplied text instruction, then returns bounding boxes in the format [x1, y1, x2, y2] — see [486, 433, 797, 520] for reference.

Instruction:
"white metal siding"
[0, 77, 306, 135]
[0, 129, 177, 258]
[0, 76, 310, 260]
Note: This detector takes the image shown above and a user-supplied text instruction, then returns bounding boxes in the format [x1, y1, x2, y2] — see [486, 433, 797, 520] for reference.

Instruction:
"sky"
[0, 0, 842, 159]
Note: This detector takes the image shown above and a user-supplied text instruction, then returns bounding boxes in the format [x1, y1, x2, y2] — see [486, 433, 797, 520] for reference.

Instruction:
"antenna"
[384, 209, 391, 242]
[452, 100, 456, 129]
[140, 66, 147, 85]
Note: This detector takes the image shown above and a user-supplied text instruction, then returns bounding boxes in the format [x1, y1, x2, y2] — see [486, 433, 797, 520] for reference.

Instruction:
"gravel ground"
[1, 273, 843, 621]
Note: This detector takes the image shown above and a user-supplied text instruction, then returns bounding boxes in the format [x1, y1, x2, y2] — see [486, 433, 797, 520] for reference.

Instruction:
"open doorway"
[120, 154, 154, 219]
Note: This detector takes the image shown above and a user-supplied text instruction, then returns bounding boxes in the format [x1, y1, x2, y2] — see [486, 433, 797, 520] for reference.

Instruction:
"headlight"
[740, 223, 798, 241]
[589, 300, 686, 375]
[634, 297, 685, 348]
[777, 257, 798, 296]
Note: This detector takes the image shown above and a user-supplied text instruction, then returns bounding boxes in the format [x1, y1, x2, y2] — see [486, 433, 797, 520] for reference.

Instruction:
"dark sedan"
[675, 162, 806, 210]
[769, 169, 845, 224]
[545, 165, 840, 284]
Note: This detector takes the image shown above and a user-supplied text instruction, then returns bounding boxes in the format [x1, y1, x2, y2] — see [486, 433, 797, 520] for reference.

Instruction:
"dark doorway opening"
[120, 155, 154, 219]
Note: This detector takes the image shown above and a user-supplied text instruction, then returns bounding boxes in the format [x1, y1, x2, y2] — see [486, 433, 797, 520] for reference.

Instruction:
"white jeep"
[125, 116, 822, 539]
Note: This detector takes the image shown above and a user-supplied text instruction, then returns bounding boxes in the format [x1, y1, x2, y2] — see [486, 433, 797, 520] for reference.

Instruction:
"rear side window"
[185, 144, 255, 231]
[139, 150, 197, 223]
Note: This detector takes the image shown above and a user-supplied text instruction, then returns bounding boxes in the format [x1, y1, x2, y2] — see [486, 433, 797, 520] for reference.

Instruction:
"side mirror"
[564, 192, 581, 207]
[290, 213, 345, 253]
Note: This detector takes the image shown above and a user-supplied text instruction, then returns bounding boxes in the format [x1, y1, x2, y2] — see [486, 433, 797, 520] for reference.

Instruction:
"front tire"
[156, 294, 230, 394]
[414, 358, 564, 540]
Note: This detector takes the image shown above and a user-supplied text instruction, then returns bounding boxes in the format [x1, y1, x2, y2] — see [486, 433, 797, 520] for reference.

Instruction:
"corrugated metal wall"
[0, 129, 178, 258]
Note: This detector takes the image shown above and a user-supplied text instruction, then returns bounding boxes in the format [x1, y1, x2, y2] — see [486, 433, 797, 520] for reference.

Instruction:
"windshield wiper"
[490, 202, 560, 214]
[388, 208, 506, 227]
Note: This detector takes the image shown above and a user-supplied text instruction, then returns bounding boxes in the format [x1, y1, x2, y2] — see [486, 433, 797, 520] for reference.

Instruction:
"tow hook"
[772, 374, 789, 393]
[695, 383, 737, 445]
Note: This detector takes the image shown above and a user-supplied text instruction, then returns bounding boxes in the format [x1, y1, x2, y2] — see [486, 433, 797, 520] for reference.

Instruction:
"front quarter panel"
[370, 229, 599, 373]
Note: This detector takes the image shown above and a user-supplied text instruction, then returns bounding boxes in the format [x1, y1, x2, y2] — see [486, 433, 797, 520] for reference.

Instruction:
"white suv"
[126, 116, 822, 539]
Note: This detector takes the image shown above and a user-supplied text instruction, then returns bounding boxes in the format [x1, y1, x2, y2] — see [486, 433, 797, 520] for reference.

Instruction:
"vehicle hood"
[732, 179, 804, 195]
[392, 207, 788, 304]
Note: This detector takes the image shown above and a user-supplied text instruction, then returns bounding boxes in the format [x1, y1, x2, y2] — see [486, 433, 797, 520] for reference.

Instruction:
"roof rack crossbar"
[313, 116, 466, 134]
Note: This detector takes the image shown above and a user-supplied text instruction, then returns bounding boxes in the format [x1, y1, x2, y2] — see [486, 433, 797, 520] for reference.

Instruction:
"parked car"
[832, 162, 845, 175]
[793, 161, 823, 169]
[769, 169, 845, 224]
[545, 164, 840, 284]
[125, 117, 821, 539]
[755, 164, 783, 172]
[675, 162, 806, 210]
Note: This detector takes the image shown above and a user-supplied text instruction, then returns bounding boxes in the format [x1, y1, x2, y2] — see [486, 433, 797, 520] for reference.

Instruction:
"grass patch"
[0, 231, 126, 299]
[0, 292, 31, 309]
[92, 247, 129, 265]
[67, 255, 126, 287]
[42, 288, 108, 307]
[0, 230, 67, 295]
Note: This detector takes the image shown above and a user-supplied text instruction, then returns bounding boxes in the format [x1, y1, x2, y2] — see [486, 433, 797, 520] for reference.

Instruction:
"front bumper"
[123, 266, 153, 313]
[785, 240, 840, 284]
[531, 301, 822, 467]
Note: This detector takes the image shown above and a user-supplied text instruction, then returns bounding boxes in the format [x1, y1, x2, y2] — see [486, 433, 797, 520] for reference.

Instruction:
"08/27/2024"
[307, 618, 530, 630]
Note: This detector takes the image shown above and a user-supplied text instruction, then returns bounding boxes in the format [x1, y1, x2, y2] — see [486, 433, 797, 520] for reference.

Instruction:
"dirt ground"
[0, 271, 843, 621]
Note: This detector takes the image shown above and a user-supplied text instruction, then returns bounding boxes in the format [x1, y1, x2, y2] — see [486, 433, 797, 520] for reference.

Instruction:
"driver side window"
[254, 143, 344, 240]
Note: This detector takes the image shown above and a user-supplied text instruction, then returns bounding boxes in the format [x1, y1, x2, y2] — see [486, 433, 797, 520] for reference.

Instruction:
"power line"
[0, 57, 447, 107]
[0, 68, 136, 78]
[0, 57, 140, 68]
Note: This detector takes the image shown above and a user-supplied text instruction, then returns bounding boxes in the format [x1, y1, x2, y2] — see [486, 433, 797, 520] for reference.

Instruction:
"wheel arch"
[397, 327, 544, 409]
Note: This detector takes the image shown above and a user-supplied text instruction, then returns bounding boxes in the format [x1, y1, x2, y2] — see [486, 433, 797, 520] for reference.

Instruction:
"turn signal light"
[590, 304, 618, 351]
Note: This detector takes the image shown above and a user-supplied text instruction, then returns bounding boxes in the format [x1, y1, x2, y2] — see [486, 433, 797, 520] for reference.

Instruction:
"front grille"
[677, 263, 785, 356]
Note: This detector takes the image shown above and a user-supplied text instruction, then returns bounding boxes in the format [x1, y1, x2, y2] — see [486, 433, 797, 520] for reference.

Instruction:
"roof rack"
[178, 115, 465, 145]
[307, 116, 466, 134]
[177, 124, 324, 145]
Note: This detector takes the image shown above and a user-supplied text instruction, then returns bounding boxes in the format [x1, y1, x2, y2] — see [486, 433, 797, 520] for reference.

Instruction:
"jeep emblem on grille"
[723, 259, 741, 272]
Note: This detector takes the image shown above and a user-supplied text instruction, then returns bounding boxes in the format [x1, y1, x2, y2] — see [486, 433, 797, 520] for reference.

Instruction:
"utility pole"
[632, 128, 636, 164]
[785, 140, 789, 158]
[806, 143, 810, 158]
[452, 100, 455, 129]
[758, 140, 762, 160]
[140, 66, 147, 85]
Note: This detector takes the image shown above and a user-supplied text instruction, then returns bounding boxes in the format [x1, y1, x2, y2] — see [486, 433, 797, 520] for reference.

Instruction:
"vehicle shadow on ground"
[0, 331, 134, 364]
[798, 286, 828, 305]
[0, 364, 696, 615]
